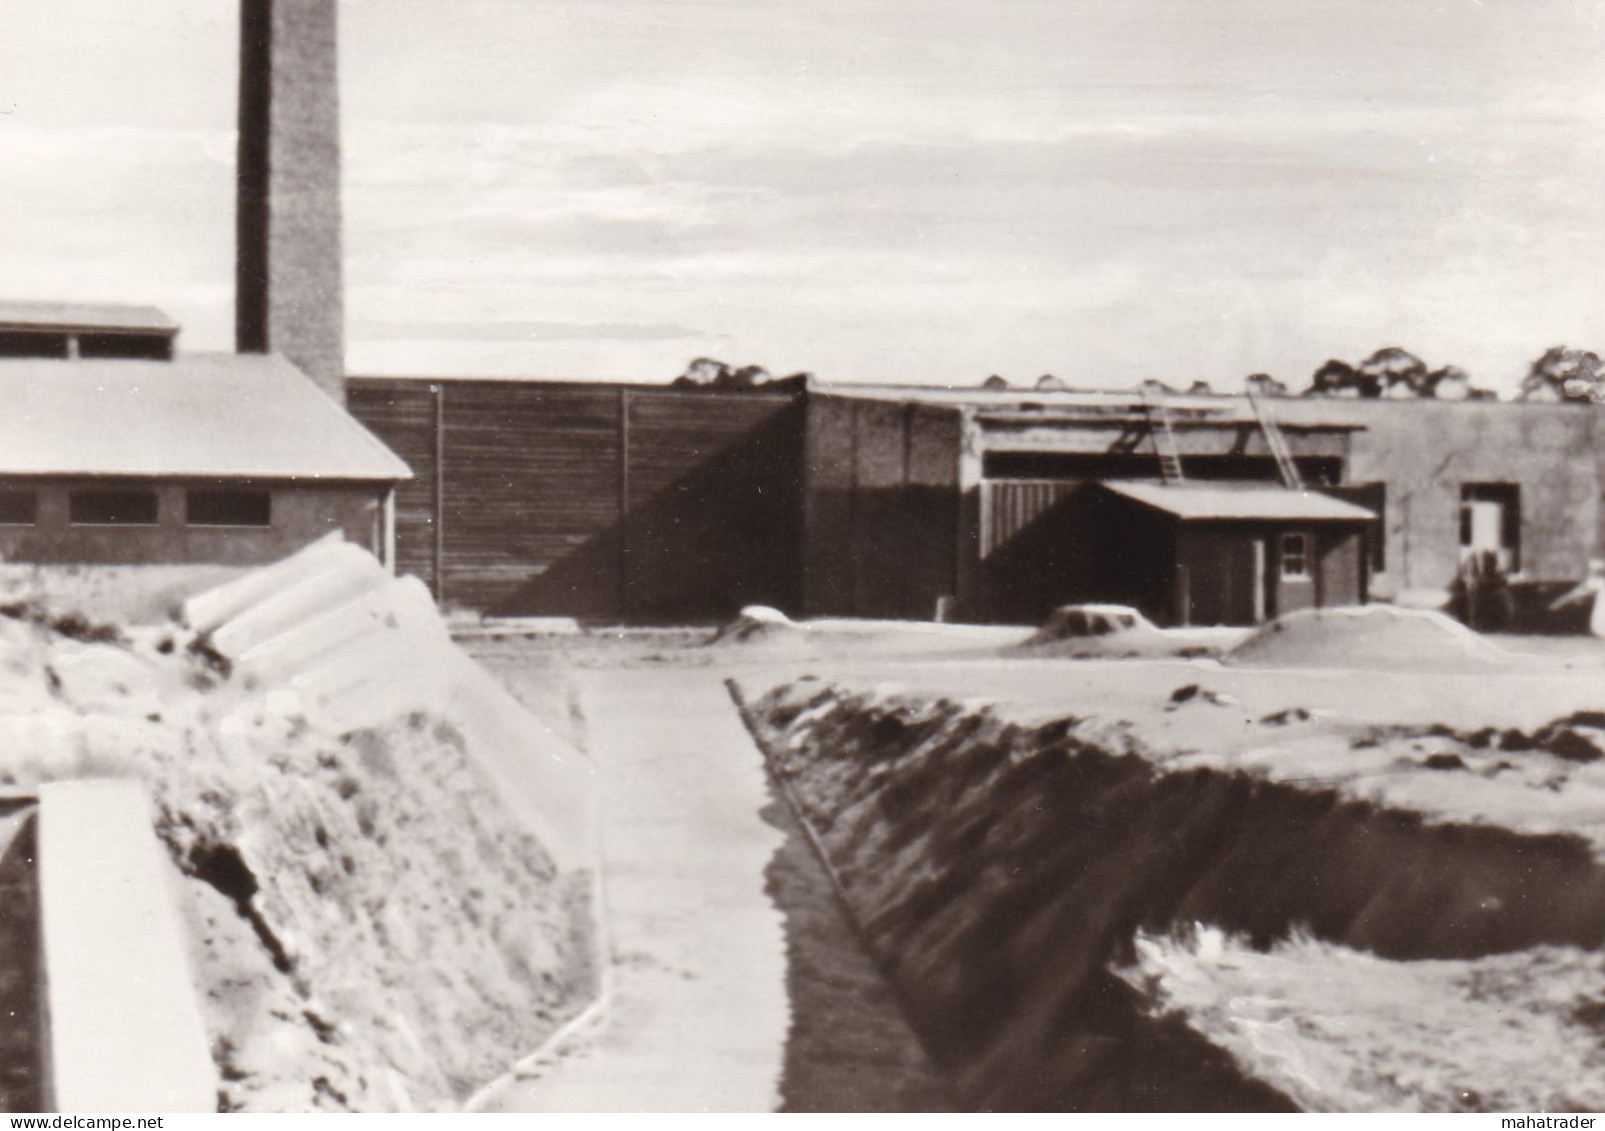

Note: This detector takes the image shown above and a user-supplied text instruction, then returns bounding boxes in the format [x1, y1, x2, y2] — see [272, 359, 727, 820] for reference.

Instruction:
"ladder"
[1139, 387, 1186, 484]
[1248, 390, 1304, 490]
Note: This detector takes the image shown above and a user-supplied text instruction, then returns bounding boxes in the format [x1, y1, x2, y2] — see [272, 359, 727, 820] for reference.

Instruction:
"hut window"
[1280, 532, 1310, 579]
[187, 489, 272, 528]
[69, 488, 158, 526]
[0, 491, 38, 526]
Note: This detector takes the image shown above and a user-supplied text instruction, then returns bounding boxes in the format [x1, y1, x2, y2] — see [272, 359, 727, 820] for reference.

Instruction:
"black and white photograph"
[4, 0, 1605, 1116]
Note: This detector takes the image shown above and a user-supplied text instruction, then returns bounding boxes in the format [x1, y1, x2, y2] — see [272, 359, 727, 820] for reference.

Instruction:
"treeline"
[674, 347, 1605, 403]
[983, 346, 1605, 403]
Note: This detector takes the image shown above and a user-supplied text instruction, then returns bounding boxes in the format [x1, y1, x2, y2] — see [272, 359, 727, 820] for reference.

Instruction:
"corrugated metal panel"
[981, 479, 1079, 559]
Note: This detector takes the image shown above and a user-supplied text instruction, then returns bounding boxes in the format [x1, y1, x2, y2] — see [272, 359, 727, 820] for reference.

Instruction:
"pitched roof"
[1102, 481, 1376, 522]
[0, 353, 410, 481]
[0, 300, 179, 335]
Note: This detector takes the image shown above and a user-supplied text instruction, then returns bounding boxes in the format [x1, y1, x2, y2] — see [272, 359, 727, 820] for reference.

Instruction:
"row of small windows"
[0, 489, 271, 528]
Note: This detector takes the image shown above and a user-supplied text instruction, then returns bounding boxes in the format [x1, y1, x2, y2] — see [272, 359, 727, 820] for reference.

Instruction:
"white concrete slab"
[38, 780, 216, 1113]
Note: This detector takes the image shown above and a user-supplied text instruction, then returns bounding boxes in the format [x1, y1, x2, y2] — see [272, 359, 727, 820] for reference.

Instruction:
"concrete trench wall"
[737, 680, 1605, 1112]
[0, 785, 217, 1114]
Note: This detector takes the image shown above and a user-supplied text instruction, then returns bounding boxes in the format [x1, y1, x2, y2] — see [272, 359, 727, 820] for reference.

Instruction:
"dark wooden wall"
[801, 395, 965, 619]
[349, 378, 805, 619]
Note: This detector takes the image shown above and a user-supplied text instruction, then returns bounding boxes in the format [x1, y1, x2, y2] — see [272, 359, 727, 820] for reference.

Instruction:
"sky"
[5, 1, 1605, 394]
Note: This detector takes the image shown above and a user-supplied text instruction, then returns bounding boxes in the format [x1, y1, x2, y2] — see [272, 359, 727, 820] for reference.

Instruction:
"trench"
[0, 802, 42, 1113]
[757, 755, 956, 1111]
[736, 678, 1605, 1112]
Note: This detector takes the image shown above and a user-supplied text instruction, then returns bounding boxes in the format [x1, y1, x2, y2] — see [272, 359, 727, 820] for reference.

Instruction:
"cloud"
[351, 318, 705, 342]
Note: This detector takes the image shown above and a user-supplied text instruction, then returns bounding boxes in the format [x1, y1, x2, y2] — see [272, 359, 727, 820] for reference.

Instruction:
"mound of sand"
[0, 558, 595, 1112]
[1225, 605, 1514, 672]
[1122, 927, 1605, 1112]
[709, 605, 800, 645]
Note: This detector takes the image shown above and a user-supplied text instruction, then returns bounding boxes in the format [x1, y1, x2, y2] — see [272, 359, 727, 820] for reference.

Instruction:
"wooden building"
[1080, 482, 1373, 626]
[346, 374, 1604, 626]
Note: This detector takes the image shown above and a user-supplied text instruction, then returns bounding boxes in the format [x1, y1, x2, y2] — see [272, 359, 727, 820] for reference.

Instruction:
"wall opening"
[982, 451, 1343, 485]
[68, 488, 159, 527]
[0, 332, 68, 360]
[76, 333, 173, 361]
[186, 489, 272, 528]
[0, 492, 39, 526]
[1460, 482, 1520, 573]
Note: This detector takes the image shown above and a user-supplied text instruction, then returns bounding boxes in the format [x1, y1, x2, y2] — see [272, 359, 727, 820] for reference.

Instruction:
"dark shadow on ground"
[0, 808, 43, 1113]
[759, 791, 958, 1112]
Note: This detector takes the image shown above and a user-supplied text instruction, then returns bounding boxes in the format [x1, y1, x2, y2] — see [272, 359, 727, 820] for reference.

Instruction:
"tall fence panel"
[349, 378, 805, 619]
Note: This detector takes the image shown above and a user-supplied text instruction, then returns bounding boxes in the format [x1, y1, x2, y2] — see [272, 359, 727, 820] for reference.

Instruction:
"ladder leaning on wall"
[1138, 387, 1187, 484]
[1247, 390, 1305, 490]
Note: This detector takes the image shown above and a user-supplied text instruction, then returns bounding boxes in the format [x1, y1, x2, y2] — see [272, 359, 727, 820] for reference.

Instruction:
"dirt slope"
[0, 596, 592, 1111]
[738, 676, 1605, 1112]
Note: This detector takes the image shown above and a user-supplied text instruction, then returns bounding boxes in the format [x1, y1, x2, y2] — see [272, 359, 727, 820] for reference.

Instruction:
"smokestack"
[236, 0, 346, 403]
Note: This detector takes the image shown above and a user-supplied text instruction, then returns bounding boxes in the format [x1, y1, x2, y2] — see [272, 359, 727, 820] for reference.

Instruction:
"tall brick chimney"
[236, 0, 346, 403]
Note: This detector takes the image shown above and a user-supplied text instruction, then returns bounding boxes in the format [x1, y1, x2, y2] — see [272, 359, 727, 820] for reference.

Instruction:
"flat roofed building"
[0, 300, 180, 362]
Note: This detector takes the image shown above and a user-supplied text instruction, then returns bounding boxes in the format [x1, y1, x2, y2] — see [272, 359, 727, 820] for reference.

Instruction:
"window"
[1280, 532, 1310, 579]
[186, 489, 271, 528]
[1460, 483, 1520, 573]
[69, 488, 158, 526]
[0, 491, 37, 526]
[76, 332, 173, 361]
[0, 331, 68, 359]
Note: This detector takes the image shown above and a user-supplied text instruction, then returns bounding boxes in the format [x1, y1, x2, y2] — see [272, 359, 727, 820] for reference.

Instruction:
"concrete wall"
[0, 480, 387, 566]
[801, 394, 965, 619]
[1273, 399, 1602, 596]
[39, 781, 216, 1113]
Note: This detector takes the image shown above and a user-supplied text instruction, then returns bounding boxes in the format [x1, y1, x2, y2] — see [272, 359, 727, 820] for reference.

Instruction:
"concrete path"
[481, 668, 790, 1112]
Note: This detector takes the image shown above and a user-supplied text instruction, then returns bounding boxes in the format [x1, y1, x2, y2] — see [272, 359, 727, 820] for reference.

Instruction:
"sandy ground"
[0, 577, 594, 1112]
[474, 668, 790, 1111]
[463, 617, 1605, 1112]
[724, 616, 1605, 1111]
[466, 651, 952, 1112]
